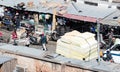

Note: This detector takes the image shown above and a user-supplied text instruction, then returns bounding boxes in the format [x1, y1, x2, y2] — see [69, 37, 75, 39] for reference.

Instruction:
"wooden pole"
[34, 13, 39, 31]
[52, 9, 57, 32]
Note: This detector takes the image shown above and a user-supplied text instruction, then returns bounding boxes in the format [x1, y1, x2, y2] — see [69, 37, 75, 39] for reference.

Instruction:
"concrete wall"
[0, 52, 94, 72]
[0, 58, 17, 72]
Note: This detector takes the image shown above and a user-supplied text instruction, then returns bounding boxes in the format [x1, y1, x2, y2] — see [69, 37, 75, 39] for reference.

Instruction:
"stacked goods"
[56, 30, 98, 61]
[16, 27, 26, 39]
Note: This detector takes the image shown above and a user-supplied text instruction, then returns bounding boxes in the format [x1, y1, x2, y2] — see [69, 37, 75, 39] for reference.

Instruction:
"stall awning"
[62, 14, 97, 23]
[99, 19, 120, 26]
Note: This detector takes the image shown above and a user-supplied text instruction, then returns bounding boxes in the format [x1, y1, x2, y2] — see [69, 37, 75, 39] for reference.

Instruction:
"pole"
[34, 14, 39, 31]
[52, 9, 57, 32]
[97, 19, 100, 63]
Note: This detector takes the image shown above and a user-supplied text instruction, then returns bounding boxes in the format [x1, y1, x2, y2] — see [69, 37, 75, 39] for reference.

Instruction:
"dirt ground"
[0, 28, 57, 52]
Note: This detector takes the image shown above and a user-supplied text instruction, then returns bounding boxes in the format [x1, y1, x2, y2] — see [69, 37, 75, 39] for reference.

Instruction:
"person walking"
[24, 35, 30, 47]
[11, 29, 18, 45]
[40, 34, 47, 51]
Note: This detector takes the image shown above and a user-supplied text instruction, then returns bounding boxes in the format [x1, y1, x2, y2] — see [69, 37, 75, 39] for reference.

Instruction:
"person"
[11, 29, 18, 45]
[106, 51, 114, 62]
[90, 25, 96, 33]
[112, 37, 120, 45]
[106, 28, 114, 48]
[24, 35, 30, 47]
[14, 13, 20, 29]
[0, 31, 3, 42]
[40, 34, 47, 51]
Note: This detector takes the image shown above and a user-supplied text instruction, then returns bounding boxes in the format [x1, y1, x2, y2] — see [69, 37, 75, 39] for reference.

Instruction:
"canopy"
[63, 14, 97, 23]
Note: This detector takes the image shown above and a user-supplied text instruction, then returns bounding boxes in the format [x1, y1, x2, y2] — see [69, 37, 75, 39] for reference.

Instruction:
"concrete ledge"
[0, 43, 120, 72]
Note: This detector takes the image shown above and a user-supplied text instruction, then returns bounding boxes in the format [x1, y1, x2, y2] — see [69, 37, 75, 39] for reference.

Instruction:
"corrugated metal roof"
[0, 0, 117, 17]
[0, 0, 120, 25]
[0, 0, 119, 24]
[0, 0, 64, 14]
[100, 10, 120, 26]
[67, 2, 117, 19]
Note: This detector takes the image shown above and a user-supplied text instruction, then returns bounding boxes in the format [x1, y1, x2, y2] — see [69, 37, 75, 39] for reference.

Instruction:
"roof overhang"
[62, 14, 97, 23]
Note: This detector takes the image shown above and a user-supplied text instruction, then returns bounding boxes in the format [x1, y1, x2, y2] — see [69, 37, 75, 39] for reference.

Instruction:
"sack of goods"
[56, 30, 98, 61]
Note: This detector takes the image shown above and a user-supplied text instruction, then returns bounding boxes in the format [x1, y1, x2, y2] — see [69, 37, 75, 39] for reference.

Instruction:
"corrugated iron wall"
[0, 52, 95, 72]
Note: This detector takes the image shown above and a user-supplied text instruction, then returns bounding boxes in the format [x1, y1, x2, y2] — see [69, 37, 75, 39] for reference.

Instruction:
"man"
[40, 34, 47, 51]
[106, 50, 114, 62]
[14, 13, 20, 29]
[106, 28, 114, 48]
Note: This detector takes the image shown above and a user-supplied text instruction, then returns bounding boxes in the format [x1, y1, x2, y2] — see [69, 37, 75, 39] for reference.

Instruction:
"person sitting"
[106, 51, 114, 63]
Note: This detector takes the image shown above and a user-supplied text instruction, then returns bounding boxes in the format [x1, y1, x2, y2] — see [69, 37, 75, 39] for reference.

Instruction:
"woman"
[11, 29, 18, 45]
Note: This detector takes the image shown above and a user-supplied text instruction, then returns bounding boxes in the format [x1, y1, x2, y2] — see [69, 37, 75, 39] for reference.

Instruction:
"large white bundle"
[57, 39, 97, 53]
[85, 50, 98, 61]
[56, 30, 98, 61]
[70, 44, 97, 54]
[57, 39, 70, 49]
[60, 36, 72, 44]
[71, 36, 89, 47]
[80, 32, 95, 39]
[56, 45, 71, 58]
[61, 36, 88, 47]
[56, 40, 71, 58]
[64, 30, 81, 36]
